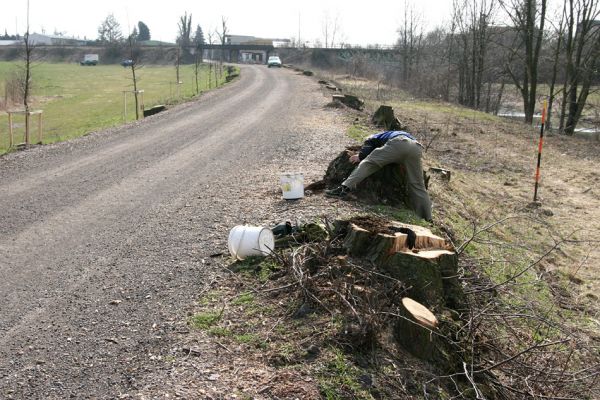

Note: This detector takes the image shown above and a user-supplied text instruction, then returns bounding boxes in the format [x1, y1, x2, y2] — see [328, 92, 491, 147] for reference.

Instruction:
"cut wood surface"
[343, 217, 463, 309]
[402, 297, 438, 329]
[345, 221, 453, 255]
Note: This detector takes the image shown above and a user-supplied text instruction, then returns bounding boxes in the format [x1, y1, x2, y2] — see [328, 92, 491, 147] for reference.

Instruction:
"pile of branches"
[443, 214, 599, 399]
[269, 222, 410, 352]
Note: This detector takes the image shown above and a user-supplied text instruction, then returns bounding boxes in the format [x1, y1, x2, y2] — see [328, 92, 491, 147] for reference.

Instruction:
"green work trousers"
[342, 137, 432, 221]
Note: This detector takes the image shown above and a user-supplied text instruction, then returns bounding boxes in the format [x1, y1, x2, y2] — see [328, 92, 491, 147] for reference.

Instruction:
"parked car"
[267, 56, 282, 68]
[80, 54, 99, 66]
[121, 59, 134, 67]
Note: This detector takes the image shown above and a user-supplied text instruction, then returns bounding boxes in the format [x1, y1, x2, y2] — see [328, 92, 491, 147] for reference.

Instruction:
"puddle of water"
[498, 111, 599, 139]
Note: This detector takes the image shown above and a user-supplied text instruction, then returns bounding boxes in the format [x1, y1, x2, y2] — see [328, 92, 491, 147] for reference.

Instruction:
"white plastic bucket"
[228, 225, 275, 260]
[280, 172, 304, 200]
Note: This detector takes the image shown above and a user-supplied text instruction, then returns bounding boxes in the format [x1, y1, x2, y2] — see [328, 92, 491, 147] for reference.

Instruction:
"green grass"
[347, 123, 370, 142]
[232, 292, 255, 306]
[189, 311, 222, 330]
[319, 348, 374, 400]
[208, 326, 232, 337]
[0, 62, 232, 154]
[398, 100, 503, 122]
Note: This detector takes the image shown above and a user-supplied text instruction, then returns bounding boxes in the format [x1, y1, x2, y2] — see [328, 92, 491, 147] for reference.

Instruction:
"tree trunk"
[341, 219, 463, 310]
[320, 148, 409, 207]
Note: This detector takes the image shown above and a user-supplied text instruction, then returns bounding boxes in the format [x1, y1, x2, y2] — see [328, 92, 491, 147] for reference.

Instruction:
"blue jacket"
[358, 131, 417, 160]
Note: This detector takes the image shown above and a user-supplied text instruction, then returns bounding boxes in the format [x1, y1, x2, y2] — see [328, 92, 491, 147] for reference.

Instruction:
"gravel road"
[0, 64, 354, 398]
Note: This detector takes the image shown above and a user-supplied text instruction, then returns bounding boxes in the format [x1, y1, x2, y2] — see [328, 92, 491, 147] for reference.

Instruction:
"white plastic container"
[280, 172, 304, 200]
[228, 225, 275, 260]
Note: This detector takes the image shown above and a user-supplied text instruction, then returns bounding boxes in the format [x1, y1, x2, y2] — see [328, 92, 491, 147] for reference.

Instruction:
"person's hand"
[349, 154, 360, 164]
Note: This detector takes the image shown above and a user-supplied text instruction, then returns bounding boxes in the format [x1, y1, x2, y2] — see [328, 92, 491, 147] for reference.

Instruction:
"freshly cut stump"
[342, 217, 463, 309]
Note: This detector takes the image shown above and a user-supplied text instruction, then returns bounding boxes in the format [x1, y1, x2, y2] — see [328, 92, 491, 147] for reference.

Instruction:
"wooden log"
[143, 105, 166, 117]
[332, 94, 345, 102]
[341, 94, 364, 110]
[331, 94, 364, 110]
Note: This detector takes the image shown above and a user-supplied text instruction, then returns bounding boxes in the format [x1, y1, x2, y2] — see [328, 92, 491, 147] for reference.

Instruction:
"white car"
[267, 56, 282, 68]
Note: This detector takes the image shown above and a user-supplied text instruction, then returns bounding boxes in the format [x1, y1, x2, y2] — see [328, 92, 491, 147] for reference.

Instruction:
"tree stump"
[332, 94, 364, 110]
[341, 217, 463, 310]
[428, 167, 451, 182]
[321, 148, 409, 206]
[372, 105, 405, 130]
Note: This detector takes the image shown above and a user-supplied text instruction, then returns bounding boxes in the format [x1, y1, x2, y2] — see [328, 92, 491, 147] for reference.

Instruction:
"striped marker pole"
[533, 100, 548, 202]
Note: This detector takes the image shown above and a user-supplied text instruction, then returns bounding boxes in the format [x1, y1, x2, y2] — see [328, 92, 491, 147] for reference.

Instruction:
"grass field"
[0, 62, 230, 154]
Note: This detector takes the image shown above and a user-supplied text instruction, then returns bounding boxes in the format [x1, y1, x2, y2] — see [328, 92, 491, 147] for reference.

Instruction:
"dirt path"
[0, 65, 354, 399]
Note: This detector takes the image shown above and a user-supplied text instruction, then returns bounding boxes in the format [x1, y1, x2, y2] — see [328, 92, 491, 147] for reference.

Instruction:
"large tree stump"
[341, 216, 463, 310]
[321, 148, 409, 206]
[372, 105, 405, 130]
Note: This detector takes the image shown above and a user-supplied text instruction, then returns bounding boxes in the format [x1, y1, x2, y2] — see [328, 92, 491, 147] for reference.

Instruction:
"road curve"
[0, 64, 346, 398]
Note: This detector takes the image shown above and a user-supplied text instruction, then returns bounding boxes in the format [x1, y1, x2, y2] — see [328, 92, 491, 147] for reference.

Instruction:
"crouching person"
[326, 130, 432, 222]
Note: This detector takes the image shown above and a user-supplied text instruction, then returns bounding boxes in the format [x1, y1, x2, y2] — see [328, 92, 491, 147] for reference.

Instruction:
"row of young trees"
[393, 0, 600, 134]
[120, 12, 232, 120]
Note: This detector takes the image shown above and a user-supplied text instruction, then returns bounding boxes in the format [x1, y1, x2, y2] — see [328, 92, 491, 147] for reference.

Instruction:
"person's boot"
[325, 185, 351, 198]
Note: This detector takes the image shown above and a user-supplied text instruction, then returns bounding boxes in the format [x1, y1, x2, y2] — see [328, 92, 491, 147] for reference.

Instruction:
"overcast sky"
[1, 0, 457, 45]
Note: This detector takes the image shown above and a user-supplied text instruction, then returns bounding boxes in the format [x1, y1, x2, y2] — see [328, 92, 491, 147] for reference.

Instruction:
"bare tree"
[215, 17, 229, 77]
[545, 4, 567, 131]
[22, 0, 34, 143]
[452, 0, 497, 109]
[126, 32, 142, 120]
[175, 46, 181, 97]
[207, 31, 215, 89]
[397, 1, 424, 83]
[558, 0, 600, 134]
[322, 11, 340, 48]
[177, 12, 193, 61]
[194, 49, 201, 95]
[500, 0, 548, 124]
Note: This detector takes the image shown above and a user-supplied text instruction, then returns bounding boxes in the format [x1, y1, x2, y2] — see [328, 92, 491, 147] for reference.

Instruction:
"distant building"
[28, 33, 87, 46]
[222, 34, 289, 63]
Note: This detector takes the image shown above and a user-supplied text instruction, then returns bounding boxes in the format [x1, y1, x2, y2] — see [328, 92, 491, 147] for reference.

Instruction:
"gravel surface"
[0, 64, 358, 399]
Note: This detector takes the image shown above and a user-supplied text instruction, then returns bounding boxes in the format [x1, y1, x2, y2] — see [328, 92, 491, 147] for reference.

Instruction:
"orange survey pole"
[533, 100, 548, 202]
